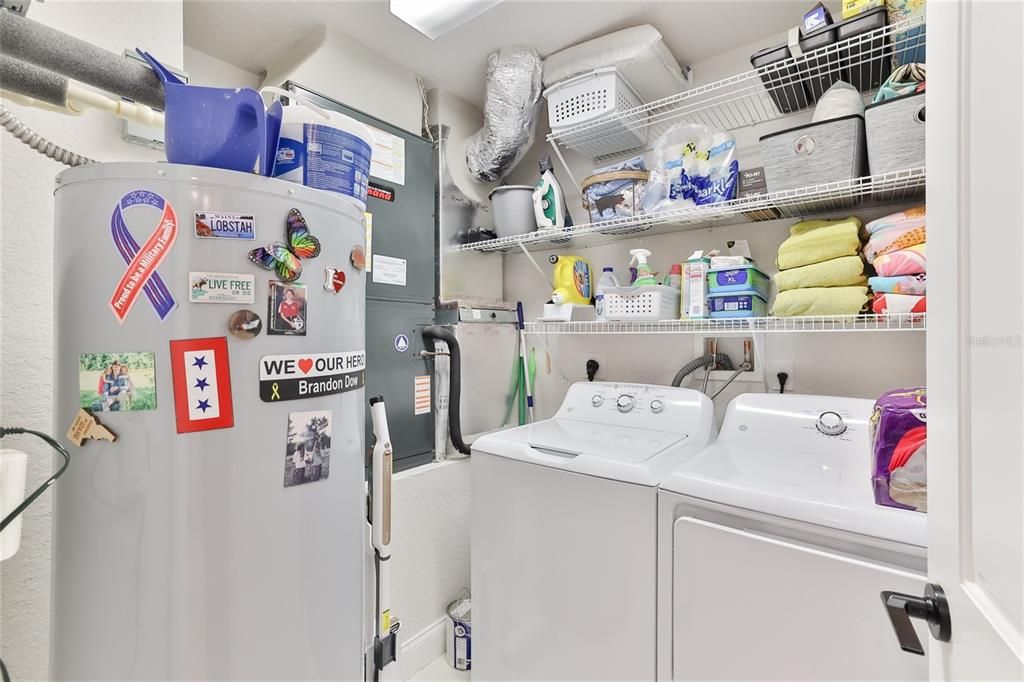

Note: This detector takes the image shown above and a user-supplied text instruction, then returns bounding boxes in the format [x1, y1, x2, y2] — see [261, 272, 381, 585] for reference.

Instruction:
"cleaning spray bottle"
[534, 156, 572, 230]
[629, 249, 658, 287]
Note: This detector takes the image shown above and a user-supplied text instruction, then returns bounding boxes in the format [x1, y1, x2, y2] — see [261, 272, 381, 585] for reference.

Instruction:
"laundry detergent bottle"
[550, 255, 593, 305]
[595, 266, 620, 321]
[630, 249, 658, 287]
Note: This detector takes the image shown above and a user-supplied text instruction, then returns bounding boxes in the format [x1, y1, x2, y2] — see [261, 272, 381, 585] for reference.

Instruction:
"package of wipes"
[870, 387, 927, 512]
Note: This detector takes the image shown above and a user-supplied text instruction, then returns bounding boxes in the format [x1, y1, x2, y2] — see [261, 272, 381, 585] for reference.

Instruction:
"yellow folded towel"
[777, 217, 863, 270]
[771, 286, 870, 317]
[773, 256, 867, 292]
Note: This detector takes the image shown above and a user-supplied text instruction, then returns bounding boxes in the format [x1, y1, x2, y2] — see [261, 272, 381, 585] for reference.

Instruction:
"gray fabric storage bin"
[759, 114, 867, 195]
[866, 92, 926, 175]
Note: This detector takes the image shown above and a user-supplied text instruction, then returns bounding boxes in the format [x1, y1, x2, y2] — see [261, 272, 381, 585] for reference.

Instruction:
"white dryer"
[472, 382, 716, 681]
[657, 393, 928, 681]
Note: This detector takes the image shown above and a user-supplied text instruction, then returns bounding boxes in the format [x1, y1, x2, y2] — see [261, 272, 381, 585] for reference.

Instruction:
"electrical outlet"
[584, 353, 606, 381]
[770, 360, 794, 393]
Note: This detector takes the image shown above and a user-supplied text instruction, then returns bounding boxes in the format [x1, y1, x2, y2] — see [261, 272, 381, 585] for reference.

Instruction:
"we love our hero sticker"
[259, 351, 366, 402]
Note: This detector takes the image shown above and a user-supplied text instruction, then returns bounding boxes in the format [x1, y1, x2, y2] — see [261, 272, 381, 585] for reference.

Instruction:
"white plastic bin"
[544, 67, 648, 154]
[603, 285, 680, 321]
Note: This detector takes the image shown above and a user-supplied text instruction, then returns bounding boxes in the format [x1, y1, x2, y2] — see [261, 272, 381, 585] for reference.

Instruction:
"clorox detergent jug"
[550, 255, 593, 305]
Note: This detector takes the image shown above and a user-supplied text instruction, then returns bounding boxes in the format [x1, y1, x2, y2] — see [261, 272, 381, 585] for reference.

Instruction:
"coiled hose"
[422, 325, 471, 455]
[671, 353, 735, 387]
[0, 101, 96, 166]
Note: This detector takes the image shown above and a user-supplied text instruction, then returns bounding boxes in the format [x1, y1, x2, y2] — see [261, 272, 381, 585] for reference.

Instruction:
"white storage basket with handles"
[603, 285, 680, 321]
[544, 67, 648, 155]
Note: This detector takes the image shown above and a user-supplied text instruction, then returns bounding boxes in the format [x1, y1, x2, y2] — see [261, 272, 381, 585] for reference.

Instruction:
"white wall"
[263, 25, 423, 134]
[183, 44, 262, 89]
[0, 4, 183, 680]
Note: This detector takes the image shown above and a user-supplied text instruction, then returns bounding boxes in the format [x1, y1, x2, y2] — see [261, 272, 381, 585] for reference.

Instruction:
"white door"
[922, 1, 1024, 678]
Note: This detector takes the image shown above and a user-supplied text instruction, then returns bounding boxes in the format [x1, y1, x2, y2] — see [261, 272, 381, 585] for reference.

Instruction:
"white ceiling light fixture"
[389, 0, 503, 40]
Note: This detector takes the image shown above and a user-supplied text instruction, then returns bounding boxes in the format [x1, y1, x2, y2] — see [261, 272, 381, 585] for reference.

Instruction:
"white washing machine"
[656, 393, 928, 681]
[472, 382, 716, 681]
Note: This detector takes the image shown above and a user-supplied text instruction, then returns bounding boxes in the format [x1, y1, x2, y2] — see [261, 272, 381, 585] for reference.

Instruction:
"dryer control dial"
[650, 399, 665, 414]
[616, 395, 636, 413]
[591, 395, 604, 407]
[816, 411, 847, 436]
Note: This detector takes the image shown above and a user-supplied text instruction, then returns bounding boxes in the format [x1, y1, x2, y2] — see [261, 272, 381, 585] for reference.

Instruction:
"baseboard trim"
[397, 617, 447, 680]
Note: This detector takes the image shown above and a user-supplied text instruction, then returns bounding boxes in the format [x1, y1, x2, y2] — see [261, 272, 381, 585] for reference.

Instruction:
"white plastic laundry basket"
[603, 285, 680, 321]
[544, 67, 648, 156]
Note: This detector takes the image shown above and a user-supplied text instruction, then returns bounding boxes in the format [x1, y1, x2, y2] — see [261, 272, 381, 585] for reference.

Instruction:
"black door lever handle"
[880, 583, 952, 655]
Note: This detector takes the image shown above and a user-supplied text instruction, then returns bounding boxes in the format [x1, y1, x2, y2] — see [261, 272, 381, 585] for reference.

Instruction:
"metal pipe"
[710, 362, 753, 400]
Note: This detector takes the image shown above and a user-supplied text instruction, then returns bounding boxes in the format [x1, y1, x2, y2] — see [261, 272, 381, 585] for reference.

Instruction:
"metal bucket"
[445, 597, 472, 671]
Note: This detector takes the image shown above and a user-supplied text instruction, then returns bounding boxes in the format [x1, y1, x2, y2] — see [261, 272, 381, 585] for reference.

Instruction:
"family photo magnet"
[189, 272, 256, 304]
[66, 409, 117, 447]
[268, 281, 307, 336]
[228, 309, 263, 340]
[109, 190, 179, 324]
[79, 352, 157, 412]
[194, 211, 255, 240]
[324, 267, 346, 293]
[259, 351, 366, 402]
[169, 337, 234, 433]
[284, 410, 332, 488]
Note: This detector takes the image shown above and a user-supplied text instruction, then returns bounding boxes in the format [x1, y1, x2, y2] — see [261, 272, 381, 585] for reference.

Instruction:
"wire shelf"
[548, 17, 926, 160]
[526, 313, 926, 335]
[453, 166, 925, 253]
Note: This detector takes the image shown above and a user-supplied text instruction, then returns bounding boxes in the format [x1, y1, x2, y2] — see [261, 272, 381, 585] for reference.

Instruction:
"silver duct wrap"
[466, 47, 542, 183]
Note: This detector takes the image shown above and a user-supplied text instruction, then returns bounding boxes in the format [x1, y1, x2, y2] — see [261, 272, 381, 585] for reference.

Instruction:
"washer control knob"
[616, 394, 636, 413]
[816, 411, 847, 436]
[592, 394, 604, 407]
[650, 399, 665, 414]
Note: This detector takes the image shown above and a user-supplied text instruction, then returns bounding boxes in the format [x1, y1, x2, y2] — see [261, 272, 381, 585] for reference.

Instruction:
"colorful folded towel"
[774, 255, 867, 292]
[777, 217, 863, 271]
[865, 205, 925, 235]
[771, 286, 870, 317]
[872, 293, 927, 314]
[869, 274, 927, 295]
[873, 243, 926, 277]
[865, 222, 926, 263]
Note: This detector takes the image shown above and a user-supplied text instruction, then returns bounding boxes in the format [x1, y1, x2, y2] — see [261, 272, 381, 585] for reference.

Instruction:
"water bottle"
[595, 267, 620, 322]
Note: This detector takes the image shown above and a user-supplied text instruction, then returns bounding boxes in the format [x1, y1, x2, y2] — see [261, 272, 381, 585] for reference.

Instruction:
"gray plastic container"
[836, 6, 891, 92]
[750, 24, 837, 114]
[866, 92, 926, 175]
[759, 114, 867, 194]
[489, 185, 538, 237]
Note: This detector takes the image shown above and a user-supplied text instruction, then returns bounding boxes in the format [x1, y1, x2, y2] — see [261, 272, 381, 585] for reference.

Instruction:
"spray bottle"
[629, 249, 658, 287]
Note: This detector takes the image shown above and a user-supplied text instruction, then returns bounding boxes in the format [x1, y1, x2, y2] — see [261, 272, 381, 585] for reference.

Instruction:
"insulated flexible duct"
[465, 47, 542, 182]
[0, 101, 95, 165]
[422, 326, 471, 455]
[0, 8, 165, 109]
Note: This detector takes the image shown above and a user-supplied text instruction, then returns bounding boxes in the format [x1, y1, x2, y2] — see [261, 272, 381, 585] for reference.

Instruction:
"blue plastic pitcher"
[137, 50, 266, 173]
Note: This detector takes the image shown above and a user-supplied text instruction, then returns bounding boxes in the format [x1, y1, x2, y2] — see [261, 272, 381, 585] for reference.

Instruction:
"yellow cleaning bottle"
[549, 255, 593, 305]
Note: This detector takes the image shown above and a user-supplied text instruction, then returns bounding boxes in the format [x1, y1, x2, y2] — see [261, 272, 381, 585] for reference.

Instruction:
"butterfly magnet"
[248, 208, 321, 282]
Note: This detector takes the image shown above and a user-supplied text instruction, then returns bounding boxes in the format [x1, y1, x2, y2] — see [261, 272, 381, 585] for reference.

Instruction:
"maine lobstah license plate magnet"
[259, 351, 366, 402]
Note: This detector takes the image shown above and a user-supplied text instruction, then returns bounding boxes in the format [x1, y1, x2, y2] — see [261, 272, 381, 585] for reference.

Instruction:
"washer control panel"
[815, 411, 847, 436]
[558, 382, 709, 435]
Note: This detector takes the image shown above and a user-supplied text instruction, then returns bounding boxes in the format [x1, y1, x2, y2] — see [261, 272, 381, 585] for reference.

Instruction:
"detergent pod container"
[549, 255, 592, 305]
[263, 87, 375, 211]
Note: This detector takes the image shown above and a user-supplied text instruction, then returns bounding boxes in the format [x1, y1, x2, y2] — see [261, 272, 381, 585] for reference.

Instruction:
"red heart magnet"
[324, 267, 346, 293]
[297, 358, 314, 374]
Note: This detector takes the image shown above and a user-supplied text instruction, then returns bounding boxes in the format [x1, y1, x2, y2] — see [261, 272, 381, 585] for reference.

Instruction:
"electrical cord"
[0, 427, 70, 682]
[0, 426, 71, 533]
[0, 101, 96, 166]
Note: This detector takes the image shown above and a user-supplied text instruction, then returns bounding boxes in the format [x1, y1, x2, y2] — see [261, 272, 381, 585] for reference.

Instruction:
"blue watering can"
[137, 49, 280, 175]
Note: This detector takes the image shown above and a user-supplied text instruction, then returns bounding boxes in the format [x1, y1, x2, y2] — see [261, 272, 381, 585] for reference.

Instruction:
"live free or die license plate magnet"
[259, 351, 366, 402]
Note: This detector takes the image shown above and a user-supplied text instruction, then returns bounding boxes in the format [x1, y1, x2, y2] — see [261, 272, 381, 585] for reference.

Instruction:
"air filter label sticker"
[194, 211, 256, 240]
[259, 351, 366, 402]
